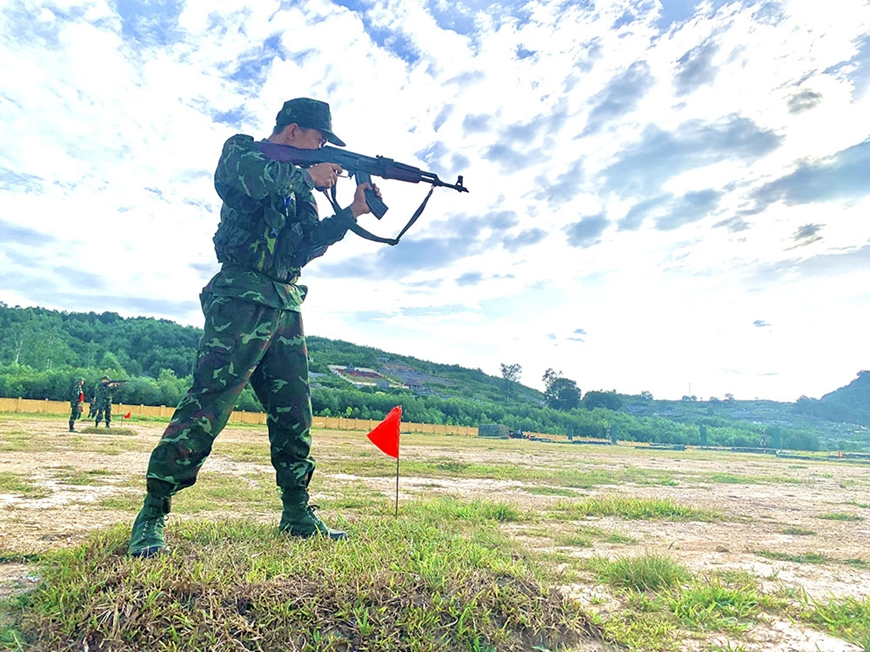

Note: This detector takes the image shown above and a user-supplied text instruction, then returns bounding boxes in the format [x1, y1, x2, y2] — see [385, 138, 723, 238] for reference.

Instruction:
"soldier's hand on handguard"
[306, 162, 342, 189]
[349, 182, 381, 217]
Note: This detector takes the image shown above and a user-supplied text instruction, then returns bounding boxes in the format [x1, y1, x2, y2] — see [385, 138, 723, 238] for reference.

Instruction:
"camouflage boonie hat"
[77, 377, 85, 382]
[275, 98, 346, 147]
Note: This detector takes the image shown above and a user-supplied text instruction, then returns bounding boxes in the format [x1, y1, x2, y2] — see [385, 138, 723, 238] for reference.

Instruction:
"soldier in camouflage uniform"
[93, 376, 119, 428]
[128, 98, 381, 558]
[68, 377, 86, 433]
[87, 384, 96, 419]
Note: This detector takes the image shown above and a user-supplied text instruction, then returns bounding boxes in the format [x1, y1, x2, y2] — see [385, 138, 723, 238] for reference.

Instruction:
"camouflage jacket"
[70, 383, 84, 408]
[210, 134, 356, 309]
[94, 382, 114, 409]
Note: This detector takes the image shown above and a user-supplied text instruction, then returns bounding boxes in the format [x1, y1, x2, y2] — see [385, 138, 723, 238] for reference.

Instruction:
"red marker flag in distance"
[123, 412, 131, 419]
[367, 406, 401, 458]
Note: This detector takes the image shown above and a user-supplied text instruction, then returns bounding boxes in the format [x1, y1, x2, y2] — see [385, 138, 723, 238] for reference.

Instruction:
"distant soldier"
[87, 385, 97, 419]
[68, 377, 86, 433]
[93, 376, 121, 428]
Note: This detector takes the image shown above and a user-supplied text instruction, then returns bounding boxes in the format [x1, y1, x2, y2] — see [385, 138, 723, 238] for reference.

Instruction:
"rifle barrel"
[258, 142, 468, 192]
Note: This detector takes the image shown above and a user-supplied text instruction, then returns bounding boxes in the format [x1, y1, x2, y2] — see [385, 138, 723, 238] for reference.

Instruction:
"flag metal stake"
[395, 454, 400, 517]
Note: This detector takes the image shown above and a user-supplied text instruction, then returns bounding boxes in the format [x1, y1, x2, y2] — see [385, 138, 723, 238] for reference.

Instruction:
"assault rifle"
[258, 142, 468, 245]
[103, 379, 129, 387]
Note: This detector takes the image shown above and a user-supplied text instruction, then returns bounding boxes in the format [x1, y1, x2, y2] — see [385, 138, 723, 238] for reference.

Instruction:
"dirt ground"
[1, 417, 868, 651]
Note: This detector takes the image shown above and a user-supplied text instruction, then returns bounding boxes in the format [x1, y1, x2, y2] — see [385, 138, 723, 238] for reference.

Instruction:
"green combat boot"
[128, 494, 171, 558]
[279, 489, 347, 540]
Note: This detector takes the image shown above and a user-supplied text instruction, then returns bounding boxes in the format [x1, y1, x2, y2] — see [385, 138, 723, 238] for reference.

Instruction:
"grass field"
[1, 415, 869, 651]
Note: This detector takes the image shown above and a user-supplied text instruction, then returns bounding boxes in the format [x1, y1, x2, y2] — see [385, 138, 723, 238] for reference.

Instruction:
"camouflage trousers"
[94, 403, 112, 424]
[145, 293, 314, 499]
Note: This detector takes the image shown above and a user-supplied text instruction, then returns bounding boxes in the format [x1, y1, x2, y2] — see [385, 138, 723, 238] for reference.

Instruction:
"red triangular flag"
[367, 406, 401, 458]
[123, 412, 131, 419]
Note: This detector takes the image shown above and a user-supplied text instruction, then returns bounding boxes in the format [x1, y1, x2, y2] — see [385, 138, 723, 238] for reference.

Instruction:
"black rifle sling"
[321, 184, 436, 247]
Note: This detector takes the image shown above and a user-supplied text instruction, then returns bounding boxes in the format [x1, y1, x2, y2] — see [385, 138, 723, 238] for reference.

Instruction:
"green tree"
[583, 390, 622, 411]
[542, 368, 581, 411]
[500, 362, 522, 400]
[99, 351, 126, 377]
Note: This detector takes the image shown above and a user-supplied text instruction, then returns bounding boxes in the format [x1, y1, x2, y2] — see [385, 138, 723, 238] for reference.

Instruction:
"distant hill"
[0, 302, 201, 378]
[306, 336, 543, 405]
[0, 302, 539, 406]
[795, 370, 870, 426]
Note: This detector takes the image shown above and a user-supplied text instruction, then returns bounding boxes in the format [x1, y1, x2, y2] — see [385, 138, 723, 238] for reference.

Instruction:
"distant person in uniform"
[68, 377, 86, 433]
[87, 385, 97, 419]
[127, 97, 382, 558]
[93, 376, 121, 428]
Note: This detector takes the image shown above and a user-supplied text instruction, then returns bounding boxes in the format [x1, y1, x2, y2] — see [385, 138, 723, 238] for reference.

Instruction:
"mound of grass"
[78, 426, 137, 436]
[816, 512, 864, 522]
[550, 496, 721, 522]
[0, 473, 51, 500]
[404, 496, 523, 523]
[803, 595, 870, 650]
[1, 501, 601, 651]
[588, 553, 692, 592]
[781, 527, 816, 536]
[670, 578, 764, 633]
[581, 558, 786, 647]
[755, 550, 830, 564]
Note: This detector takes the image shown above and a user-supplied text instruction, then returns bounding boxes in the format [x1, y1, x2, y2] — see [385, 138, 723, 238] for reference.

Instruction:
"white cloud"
[1, 0, 868, 401]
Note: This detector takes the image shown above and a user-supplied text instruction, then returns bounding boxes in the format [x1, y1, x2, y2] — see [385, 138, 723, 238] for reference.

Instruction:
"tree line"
[0, 303, 836, 451]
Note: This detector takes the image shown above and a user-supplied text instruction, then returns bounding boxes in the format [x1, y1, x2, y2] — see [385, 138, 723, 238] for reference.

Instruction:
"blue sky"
[1, 0, 868, 401]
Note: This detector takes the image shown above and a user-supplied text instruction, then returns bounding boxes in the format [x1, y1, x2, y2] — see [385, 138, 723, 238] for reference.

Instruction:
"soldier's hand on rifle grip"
[350, 182, 381, 217]
[307, 162, 342, 189]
